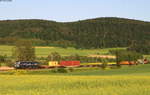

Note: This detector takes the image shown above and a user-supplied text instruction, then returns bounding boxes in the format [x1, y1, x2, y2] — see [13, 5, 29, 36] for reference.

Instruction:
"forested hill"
[0, 17, 150, 48]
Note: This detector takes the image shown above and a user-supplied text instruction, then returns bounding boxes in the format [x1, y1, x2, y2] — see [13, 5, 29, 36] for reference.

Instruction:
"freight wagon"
[48, 61, 80, 67]
[60, 61, 80, 67]
[48, 61, 59, 67]
[80, 62, 116, 66]
[80, 62, 117, 67]
[119, 61, 137, 65]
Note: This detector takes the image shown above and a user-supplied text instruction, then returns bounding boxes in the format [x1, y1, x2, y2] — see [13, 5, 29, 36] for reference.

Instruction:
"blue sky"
[0, 0, 150, 22]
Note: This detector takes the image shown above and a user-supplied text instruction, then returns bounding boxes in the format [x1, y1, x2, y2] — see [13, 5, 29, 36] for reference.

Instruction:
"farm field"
[0, 75, 150, 95]
[0, 65, 150, 95]
[0, 45, 125, 57]
[0, 45, 149, 59]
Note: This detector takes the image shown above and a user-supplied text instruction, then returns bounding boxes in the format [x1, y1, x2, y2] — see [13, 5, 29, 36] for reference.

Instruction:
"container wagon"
[48, 61, 59, 67]
[119, 61, 136, 65]
[60, 61, 80, 67]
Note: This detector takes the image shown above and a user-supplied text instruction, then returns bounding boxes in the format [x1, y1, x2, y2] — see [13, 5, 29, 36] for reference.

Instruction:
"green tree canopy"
[0, 17, 150, 49]
[115, 50, 143, 63]
[47, 52, 61, 61]
[12, 40, 35, 61]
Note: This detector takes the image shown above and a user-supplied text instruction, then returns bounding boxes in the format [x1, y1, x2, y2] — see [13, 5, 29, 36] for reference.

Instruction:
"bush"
[116, 63, 122, 68]
[101, 63, 108, 70]
[5, 61, 14, 67]
[115, 50, 143, 64]
[101, 59, 108, 70]
[51, 68, 58, 73]
[0, 55, 7, 63]
[57, 68, 68, 73]
[10, 70, 28, 75]
[51, 68, 68, 73]
[68, 67, 74, 72]
[110, 65, 121, 69]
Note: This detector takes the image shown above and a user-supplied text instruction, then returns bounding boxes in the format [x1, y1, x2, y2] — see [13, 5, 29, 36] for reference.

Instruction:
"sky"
[0, 0, 150, 22]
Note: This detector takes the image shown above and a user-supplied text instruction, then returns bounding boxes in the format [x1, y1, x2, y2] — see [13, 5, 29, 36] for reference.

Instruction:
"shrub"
[57, 68, 68, 73]
[101, 59, 108, 70]
[0, 55, 6, 62]
[110, 66, 121, 69]
[51, 68, 58, 73]
[51, 68, 68, 73]
[68, 67, 74, 72]
[5, 61, 14, 67]
[101, 63, 108, 70]
[10, 70, 28, 75]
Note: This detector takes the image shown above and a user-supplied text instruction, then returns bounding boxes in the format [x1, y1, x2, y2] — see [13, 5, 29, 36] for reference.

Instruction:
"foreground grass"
[0, 65, 150, 95]
[0, 75, 150, 95]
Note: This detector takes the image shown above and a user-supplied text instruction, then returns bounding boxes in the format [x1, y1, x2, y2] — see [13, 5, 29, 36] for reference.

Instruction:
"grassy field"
[0, 45, 149, 59]
[67, 64, 150, 76]
[144, 55, 150, 60]
[0, 75, 150, 95]
[0, 65, 150, 95]
[0, 45, 125, 57]
[1, 64, 150, 76]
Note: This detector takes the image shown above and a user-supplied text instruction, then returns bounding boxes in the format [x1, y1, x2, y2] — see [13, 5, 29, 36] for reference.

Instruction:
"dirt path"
[0, 66, 14, 71]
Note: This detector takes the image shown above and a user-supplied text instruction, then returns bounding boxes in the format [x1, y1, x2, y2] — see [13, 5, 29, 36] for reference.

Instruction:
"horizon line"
[0, 16, 150, 23]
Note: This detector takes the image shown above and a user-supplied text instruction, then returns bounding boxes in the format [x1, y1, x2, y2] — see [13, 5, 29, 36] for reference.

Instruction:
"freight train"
[14, 59, 149, 69]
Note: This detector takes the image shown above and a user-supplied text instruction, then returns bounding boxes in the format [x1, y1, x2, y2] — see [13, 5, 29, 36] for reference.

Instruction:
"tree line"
[0, 17, 150, 50]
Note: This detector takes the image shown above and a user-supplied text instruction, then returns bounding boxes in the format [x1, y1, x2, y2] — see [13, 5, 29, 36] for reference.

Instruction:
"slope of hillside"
[0, 17, 150, 48]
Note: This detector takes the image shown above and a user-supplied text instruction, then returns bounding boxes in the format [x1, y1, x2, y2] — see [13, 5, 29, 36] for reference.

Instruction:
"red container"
[119, 61, 135, 65]
[60, 61, 80, 67]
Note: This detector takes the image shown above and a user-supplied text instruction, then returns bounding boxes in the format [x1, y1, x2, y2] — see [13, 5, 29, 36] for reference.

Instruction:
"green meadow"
[1, 65, 150, 95]
[0, 45, 125, 57]
[1, 64, 150, 76]
[0, 75, 150, 95]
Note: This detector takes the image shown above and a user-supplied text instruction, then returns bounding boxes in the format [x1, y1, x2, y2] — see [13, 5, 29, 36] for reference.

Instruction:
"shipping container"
[60, 61, 80, 67]
[119, 61, 135, 65]
[48, 61, 59, 66]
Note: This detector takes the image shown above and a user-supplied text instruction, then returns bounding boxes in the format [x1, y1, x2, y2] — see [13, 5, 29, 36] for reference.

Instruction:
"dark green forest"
[0, 17, 150, 49]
